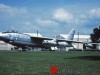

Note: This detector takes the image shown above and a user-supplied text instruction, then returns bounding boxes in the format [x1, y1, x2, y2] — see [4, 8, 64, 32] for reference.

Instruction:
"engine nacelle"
[43, 40, 56, 46]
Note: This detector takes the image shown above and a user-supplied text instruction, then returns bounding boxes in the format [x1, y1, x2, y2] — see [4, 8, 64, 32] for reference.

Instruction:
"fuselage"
[0, 32, 40, 48]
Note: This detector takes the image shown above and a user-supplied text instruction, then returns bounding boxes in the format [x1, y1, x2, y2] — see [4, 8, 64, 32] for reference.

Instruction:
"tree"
[90, 26, 100, 49]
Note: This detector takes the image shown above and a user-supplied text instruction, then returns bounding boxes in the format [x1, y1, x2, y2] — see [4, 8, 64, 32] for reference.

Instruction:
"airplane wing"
[30, 36, 53, 41]
[56, 39, 83, 43]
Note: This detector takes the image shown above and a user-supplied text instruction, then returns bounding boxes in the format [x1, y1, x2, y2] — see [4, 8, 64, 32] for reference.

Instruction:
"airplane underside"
[9, 41, 51, 51]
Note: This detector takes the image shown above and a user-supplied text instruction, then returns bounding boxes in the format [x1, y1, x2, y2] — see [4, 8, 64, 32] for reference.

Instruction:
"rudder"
[67, 29, 75, 40]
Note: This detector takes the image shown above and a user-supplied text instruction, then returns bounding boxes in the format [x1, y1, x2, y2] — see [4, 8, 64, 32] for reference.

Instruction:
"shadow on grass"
[63, 56, 100, 61]
[33, 72, 78, 75]
[33, 72, 49, 75]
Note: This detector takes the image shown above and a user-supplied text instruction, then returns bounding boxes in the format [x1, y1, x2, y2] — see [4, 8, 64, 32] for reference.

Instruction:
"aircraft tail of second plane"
[67, 29, 75, 40]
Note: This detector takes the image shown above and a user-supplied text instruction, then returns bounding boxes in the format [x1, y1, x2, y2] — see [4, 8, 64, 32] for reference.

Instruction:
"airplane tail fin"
[67, 29, 75, 40]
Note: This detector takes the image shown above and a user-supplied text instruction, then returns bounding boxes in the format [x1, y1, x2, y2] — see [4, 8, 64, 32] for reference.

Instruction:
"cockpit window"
[2, 30, 18, 33]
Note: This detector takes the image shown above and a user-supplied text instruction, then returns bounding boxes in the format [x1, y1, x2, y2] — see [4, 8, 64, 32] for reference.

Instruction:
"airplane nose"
[0, 33, 8, 37]
[0, 33, 9, 40]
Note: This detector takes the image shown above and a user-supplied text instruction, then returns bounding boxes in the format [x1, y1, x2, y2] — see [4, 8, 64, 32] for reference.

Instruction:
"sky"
[0, 0, 100, 36]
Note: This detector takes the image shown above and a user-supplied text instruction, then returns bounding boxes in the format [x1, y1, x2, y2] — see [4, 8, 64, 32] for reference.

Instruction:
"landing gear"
[83, 44, 86, 49]
[12, 47, 26, 51]
[21, 47, 26, 51]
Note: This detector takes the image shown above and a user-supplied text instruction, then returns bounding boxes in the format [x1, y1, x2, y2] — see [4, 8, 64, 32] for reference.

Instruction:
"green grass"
[0, 50, 100, 75]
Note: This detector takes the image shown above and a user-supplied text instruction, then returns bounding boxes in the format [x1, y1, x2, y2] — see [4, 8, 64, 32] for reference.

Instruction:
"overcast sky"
[0, 0, 100, 36]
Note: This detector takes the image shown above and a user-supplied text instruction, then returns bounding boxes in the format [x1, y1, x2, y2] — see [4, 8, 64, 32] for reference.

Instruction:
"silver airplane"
[0, 29, 77, 51]
[83, 42, 99, 49]
[43, 29, 75, 47]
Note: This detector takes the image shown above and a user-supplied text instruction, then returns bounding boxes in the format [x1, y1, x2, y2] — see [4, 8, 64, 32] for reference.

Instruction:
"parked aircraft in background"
[0, 29, 79, 51]
[83, 42, 99, 49]
[43, 29, 75, 47]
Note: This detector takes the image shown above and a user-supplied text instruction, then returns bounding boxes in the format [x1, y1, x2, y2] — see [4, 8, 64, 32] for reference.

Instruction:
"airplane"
[0, 29, 77, 51]
[43, 29, 75, 47]
[83, 42, 99, 49]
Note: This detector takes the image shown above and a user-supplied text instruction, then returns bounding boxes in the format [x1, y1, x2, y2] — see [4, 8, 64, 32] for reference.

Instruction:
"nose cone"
[0, 32, 8, 37]
[0, 33, 9, 41]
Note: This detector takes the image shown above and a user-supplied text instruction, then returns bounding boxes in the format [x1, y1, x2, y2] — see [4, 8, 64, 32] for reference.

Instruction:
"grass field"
[0, 50, 100, 75]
